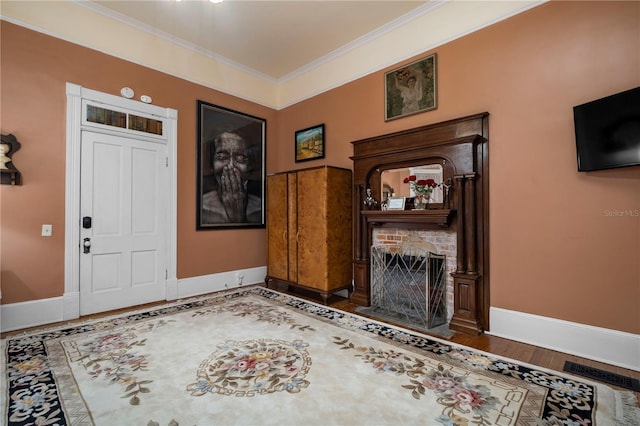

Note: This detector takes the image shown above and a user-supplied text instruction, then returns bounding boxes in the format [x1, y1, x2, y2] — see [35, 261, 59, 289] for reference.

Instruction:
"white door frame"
[63, 82, 178, 320]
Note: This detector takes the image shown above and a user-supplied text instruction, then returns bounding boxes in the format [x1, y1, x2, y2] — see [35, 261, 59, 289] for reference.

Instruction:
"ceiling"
[87, 0, 431, 80]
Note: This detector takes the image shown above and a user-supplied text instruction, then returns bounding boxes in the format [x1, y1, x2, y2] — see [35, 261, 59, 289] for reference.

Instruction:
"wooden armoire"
[265, 166, 352, 303]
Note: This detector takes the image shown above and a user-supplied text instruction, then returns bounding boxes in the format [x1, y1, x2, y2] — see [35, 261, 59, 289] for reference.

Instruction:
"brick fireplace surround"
[350, 113, 489, 335]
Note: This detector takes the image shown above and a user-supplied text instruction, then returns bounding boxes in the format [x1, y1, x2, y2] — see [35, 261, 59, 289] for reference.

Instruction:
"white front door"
[80, 130, 167, 315]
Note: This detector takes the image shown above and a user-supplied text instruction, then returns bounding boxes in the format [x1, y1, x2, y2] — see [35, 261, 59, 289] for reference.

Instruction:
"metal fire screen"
[370, 245, 447, 329]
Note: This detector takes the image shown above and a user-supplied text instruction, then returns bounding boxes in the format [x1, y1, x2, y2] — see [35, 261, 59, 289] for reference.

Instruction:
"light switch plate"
[42, 224, 53, 237]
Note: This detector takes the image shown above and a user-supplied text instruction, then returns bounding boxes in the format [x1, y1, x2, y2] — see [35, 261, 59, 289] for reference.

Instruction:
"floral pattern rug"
[2, 286, 639, 425]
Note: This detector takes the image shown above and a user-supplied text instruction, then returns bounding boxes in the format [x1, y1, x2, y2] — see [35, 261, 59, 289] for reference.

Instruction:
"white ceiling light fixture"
[209, 0, 223, 3]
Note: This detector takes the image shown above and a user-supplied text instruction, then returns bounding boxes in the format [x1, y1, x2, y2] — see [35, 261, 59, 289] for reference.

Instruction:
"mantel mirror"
[381, 164, 445, 207]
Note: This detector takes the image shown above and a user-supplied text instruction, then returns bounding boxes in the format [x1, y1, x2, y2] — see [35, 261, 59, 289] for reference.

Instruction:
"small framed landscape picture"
[295, 124, 325, 162]
[385, 53, 437, 121]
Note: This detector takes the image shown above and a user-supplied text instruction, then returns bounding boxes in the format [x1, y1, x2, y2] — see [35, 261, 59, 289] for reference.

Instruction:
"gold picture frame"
[385, 53, 437, 121]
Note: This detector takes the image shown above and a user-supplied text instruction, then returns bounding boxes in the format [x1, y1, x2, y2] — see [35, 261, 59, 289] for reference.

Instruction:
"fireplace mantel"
[362, 209, 455, 229]
[350, 113, 490, 335]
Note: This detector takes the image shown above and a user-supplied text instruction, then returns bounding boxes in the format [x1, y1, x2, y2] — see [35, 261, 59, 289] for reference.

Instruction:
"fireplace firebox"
[370, 245, 447, 330]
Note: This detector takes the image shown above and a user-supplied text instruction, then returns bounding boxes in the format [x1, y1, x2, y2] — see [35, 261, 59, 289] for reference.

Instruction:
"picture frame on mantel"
[385, 53, 437, 121]
[386, 196, 406, 210]
[196, 100, 266, 230]
[295, 124, 325, 162]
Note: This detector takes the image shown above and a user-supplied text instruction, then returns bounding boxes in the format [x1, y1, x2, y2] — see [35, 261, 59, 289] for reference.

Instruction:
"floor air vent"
[563, 361, 640, 391]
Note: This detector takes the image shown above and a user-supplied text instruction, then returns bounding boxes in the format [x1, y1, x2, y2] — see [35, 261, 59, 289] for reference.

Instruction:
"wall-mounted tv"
[573, 86, 640, 172]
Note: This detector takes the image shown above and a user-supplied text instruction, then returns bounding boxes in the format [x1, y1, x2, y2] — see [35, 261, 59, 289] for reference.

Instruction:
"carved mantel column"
[455, 175, 466, 274]
[464, 173, 477, 275]
[449, 172, 482, 335]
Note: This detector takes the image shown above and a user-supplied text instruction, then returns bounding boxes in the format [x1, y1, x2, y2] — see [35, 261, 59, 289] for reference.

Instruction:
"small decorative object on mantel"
[1, 133, 22, 185]
[363, 187, 378, 210]
[386, 196, 406, 210]
[441, 177, 452, 208]
[403, 175, 439, 210]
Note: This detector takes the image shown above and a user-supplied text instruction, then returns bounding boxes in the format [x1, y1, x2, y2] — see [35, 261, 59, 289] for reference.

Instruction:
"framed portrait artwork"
[196, 100, 266, 230]
[384, 53, 437, 121]
[295, 124, 325, 162]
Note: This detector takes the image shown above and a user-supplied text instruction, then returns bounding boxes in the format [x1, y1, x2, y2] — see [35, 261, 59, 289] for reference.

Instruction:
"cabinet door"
[287, 172, 298, 282]
[296, 167, 329, 290]
[325, 168, 353, 288]
[266, 173, 289, 280]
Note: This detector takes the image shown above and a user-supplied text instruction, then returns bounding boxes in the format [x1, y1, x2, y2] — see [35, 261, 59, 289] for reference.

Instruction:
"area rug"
[2, 286, 639, 425]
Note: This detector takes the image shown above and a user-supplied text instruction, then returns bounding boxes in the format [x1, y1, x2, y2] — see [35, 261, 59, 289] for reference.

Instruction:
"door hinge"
[165, 269, 168, 280]
[165, 157, 169, 167]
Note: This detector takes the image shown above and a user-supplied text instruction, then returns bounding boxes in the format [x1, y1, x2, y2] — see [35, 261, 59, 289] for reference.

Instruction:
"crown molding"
[1, 1, 546, 109]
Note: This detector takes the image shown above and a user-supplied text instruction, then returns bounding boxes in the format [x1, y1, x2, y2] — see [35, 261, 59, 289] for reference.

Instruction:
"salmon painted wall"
[276, 2, 640, 334]
[1, 2, 638, 335]
[0, 22, 276, 304]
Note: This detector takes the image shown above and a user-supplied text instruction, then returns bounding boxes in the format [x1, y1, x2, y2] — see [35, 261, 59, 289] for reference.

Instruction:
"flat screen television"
[573, 86, 640, 171]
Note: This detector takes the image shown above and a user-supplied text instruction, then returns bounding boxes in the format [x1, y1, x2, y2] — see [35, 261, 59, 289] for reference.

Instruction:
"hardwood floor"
[3, 285, 639, 405]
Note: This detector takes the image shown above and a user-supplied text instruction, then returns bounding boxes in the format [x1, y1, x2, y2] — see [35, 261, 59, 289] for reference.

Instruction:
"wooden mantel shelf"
[362, 209, 455, 229]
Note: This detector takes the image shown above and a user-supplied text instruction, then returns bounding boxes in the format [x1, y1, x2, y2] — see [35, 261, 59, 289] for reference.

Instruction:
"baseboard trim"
[0, 267, 267, 333]
[176, 266, 267, 299]
[166, 278, 179, 301]
[488, 307, 640, 372]
[63, 291, 80, 320]
[1, 296, 65, 333]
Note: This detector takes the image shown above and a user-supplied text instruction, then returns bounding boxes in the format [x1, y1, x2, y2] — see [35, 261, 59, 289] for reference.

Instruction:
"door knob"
[83, 237, 91, 254]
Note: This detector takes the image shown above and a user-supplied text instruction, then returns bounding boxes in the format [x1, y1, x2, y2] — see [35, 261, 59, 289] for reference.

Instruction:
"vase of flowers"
[403, 175, 439, 210]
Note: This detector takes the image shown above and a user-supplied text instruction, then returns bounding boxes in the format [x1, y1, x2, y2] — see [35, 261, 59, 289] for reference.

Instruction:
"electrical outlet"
[41, 224, 53, 237]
